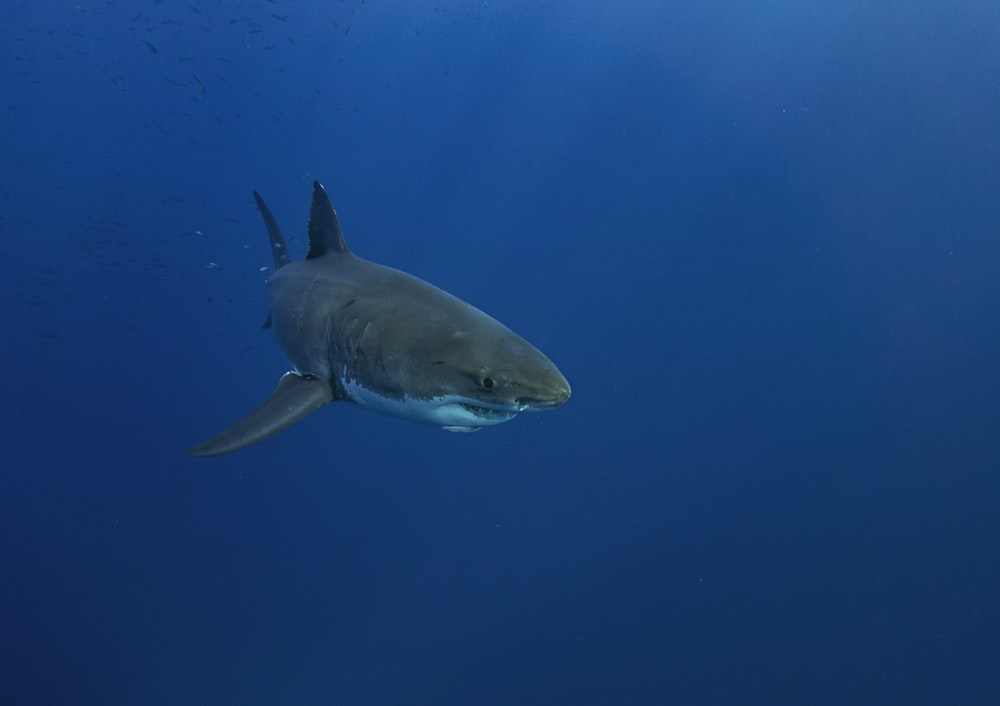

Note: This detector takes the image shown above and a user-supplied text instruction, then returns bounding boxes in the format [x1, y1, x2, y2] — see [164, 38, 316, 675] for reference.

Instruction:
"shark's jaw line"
[340, 377, 519, 430]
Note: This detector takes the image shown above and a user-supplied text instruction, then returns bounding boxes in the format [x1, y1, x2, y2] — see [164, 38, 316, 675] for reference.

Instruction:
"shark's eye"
[482, 377, 494, 390]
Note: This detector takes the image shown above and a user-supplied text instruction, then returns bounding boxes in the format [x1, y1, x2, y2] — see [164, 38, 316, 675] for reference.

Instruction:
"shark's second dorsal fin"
[307, 181, 349, 259]
[253, 190, 293, 270]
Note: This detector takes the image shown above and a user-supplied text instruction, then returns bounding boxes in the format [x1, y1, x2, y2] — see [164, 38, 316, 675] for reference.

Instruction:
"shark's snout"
[518, 368, 571, 411]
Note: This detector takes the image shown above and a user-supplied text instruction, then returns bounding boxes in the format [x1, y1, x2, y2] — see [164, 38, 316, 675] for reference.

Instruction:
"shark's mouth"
[458, 402, 518, 423]
[340, 375, 522, 429]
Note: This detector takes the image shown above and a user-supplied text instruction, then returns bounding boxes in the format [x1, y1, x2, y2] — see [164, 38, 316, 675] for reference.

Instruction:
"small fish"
[192, 74, 206, 95]
[143, 39, 158, 54]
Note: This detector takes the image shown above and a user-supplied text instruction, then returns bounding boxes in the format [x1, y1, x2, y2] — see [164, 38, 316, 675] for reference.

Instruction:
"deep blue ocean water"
[3, 1, 1000, 704]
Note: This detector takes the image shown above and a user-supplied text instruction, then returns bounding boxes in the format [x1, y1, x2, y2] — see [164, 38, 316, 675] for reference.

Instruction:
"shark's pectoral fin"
[187, 372, 335, 457]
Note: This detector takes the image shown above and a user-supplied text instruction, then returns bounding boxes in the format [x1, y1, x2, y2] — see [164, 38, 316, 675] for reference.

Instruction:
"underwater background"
[3, 1, 1000, 704]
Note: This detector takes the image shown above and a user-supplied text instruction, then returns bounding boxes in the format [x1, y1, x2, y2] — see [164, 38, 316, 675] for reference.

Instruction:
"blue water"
[3, 1, 1000, 704]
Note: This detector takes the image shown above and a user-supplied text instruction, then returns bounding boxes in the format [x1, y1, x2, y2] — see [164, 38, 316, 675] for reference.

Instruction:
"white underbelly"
[340, 377, 518, 430]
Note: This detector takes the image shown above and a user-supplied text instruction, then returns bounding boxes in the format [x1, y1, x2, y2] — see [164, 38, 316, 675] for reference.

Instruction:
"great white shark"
[187, 181, 571, 456]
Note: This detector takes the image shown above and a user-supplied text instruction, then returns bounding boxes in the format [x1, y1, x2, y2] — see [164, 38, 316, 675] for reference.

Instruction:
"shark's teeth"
[458, 402, 517, 422]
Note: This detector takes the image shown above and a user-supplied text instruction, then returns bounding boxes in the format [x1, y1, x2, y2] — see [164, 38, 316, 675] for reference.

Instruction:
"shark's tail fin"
[254, 190, 293, 271]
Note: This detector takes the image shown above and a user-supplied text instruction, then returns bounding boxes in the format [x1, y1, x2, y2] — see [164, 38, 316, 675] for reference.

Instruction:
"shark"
[187, 181, 571, 456]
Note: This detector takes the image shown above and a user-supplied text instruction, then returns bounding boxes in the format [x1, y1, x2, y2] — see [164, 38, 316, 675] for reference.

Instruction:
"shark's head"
[340, 308, 572, 432]
[397, 321, 572, 431]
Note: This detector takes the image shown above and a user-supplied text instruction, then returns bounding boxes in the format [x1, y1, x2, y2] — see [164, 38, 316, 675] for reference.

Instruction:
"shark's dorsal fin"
[253, 190, 293, 270]
[307, 181, 349, 259]
[186, 372, 336, 457]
